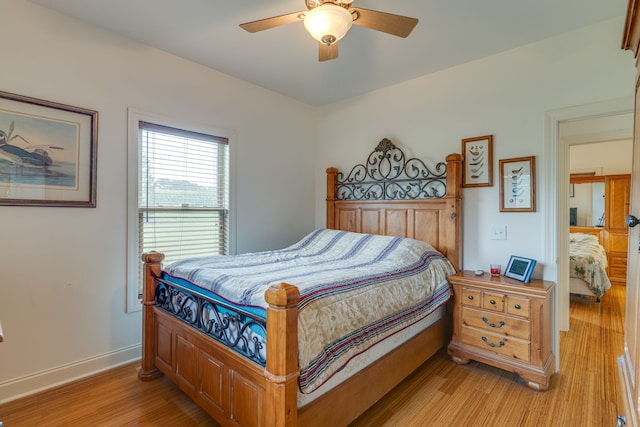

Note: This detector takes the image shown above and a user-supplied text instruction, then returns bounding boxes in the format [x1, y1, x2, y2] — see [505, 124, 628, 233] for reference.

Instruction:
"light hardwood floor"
[0, 285, 625, 426]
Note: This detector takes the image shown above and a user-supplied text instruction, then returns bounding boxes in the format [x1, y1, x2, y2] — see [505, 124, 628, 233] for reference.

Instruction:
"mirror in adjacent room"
[569, 177, 605, 227]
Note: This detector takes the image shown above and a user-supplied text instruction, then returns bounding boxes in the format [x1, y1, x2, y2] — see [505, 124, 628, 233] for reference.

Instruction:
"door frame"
[544, 96, 634, 369]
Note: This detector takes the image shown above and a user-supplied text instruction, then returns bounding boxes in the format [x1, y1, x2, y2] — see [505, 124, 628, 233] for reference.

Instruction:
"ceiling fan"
[239, 0, 419, 62]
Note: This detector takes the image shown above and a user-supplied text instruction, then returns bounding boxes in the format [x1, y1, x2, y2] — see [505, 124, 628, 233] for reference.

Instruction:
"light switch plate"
[491, 225, 507, 240]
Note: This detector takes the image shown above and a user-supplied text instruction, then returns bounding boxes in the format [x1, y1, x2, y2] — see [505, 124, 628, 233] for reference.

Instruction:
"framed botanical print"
[462, 135, 493, 187]
[499, 156, 536, 212]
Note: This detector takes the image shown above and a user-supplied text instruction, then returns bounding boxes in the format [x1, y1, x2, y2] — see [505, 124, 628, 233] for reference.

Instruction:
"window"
[127, 113, 230, 311]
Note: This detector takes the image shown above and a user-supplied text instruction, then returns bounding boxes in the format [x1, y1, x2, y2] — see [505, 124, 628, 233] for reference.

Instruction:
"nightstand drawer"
[460, 327, 530, 362]
[461, 307, 530, 340]
[461, 288, 481, 308]
[483, 292, 504, 312]
[506, 296, 530, 319]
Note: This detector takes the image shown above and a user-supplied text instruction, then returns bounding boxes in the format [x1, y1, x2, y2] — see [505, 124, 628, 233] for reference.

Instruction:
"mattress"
[160, 228, 455, 394]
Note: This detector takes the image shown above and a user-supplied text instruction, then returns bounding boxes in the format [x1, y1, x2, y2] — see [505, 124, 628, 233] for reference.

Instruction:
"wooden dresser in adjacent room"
[447, 271, 555, 391]
[606, 174, 631, 285]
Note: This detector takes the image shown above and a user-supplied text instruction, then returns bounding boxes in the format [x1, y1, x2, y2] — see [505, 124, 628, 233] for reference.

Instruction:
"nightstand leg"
[524, 379, 549, 392]
[451, 355, 470, 365]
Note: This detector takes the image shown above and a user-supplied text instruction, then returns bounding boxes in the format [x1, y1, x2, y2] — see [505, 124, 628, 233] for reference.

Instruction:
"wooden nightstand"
[447, 270, 555, 391]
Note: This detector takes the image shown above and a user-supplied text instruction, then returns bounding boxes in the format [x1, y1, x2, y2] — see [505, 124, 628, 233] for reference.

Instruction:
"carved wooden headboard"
[326, 138, 463, 270]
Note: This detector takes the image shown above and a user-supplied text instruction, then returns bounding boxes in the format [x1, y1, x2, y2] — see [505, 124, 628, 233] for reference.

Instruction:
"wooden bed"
[138, 139, 463, 427]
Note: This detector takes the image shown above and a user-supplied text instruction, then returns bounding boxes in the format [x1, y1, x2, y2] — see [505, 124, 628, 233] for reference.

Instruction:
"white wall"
[313, 17, 635, 277]
[0, 0, 315, 401]
[570, 140, 633, 175]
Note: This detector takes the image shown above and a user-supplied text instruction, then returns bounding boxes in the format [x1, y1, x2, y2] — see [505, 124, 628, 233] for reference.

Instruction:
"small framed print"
[462, 135, 493, 187]
[504, 255, 536, 283]
[499, 156, 535, 212]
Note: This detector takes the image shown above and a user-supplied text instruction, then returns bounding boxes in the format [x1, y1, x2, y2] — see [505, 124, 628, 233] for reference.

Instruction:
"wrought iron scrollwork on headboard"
[336, 138, 447, 200]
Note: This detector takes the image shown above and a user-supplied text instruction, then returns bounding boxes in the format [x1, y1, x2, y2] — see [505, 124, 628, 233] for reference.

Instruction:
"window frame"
[126, 108, 236, 313]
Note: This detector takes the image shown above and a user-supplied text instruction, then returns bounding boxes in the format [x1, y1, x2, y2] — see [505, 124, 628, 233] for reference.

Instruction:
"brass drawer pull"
[482, 336, 505, 348]
[482, 317, 505, 328]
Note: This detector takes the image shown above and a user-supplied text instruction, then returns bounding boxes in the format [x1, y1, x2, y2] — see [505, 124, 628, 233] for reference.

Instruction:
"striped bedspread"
[163, 228, 455, 393]
[569, 232, 612, 298]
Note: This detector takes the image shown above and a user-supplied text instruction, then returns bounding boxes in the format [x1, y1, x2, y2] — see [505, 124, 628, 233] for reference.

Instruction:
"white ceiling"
[28, 0, 627, 106]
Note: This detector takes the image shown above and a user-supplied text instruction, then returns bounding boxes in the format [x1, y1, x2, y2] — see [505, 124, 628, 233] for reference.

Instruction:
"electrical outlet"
[491, 225, 507, 240]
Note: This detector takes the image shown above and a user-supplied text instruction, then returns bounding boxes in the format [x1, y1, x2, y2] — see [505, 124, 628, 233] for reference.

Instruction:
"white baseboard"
[0, 344, 141, 404]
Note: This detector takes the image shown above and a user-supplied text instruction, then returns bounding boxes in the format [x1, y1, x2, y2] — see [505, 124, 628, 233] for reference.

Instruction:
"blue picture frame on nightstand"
[504, 255, 536, 283]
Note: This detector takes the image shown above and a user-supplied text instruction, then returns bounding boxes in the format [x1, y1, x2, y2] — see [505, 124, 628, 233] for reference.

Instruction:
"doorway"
[564, 118, 633, 298]
[545, 97, 634, 368]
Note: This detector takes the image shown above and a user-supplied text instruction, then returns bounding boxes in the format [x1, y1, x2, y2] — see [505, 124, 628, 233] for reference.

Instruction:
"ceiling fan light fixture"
[303, 4, 353, 46]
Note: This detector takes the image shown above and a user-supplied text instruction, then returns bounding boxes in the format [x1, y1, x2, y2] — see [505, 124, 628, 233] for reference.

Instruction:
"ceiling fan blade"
[350, 8, 418, 38]
[319, 42, 339, 62]
[240, 11, 305, 33]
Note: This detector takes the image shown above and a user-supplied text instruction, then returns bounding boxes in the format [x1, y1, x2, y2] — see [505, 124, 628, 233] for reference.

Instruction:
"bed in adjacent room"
[569, 232, 612, 302]
[138, 139, 463, 426]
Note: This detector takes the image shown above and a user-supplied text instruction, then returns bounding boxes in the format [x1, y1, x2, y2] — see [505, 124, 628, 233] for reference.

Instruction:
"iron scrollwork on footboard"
[336, 138, 447, 200]
[155, 277, 267, 366]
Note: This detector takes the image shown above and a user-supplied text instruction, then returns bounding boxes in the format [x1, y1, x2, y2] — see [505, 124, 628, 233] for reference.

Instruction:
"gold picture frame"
[462, 135, 493, 187]
[499, 156, 536, 212]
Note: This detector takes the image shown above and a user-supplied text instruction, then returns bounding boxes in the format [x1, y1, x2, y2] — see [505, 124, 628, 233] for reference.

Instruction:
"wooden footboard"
[139, 252, 301, 426]
[139, 253, 450, 426]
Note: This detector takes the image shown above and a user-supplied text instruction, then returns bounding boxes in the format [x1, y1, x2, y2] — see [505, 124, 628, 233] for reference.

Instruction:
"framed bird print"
[462, 135, 493, 187]
[0, 90, 98, 207]
[499, 156, 536, 212]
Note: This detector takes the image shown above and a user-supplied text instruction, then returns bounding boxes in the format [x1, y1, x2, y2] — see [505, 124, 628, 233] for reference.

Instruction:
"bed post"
[326, 167, 338, 229]
[138, 252, 165, 381]
[444, 153, 463, 271]
[264, 283, 301, 427]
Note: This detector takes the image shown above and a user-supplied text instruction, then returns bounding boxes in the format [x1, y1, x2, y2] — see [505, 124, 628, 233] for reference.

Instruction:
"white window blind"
[137, 121, 229, 290]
